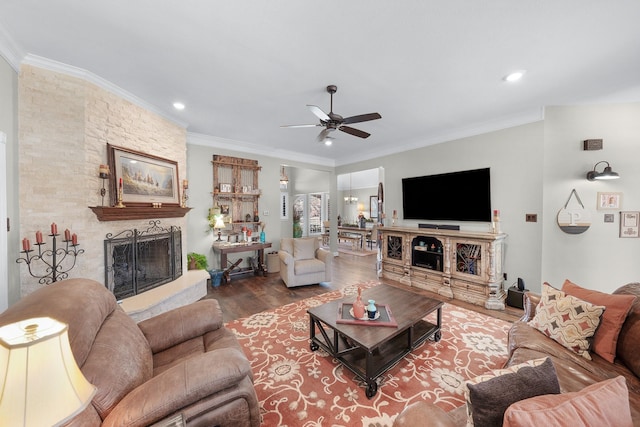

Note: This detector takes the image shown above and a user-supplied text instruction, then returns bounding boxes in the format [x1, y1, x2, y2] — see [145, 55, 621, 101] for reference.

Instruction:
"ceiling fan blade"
[307, 105, 330, 121]
[339, 126, 371, 139]
[342, 112, 382, 125]
[316, 128, 333, 143]
[280, 124, 321, 128]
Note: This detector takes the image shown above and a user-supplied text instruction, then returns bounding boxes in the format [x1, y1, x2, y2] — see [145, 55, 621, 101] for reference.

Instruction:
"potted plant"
[187, 252, 208, 270]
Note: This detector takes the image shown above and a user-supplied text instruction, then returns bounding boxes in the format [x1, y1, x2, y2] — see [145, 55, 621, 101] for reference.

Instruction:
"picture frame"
[219, 183, 232, 193]
[370, 195, 378, 219]
[620, 211, 639, 238]
[597, 192, 623, 210]
[107, 144, 180, 206]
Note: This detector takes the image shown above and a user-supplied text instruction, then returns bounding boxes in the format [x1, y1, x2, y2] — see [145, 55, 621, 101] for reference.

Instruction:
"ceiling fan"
[281, 85, 381, 143]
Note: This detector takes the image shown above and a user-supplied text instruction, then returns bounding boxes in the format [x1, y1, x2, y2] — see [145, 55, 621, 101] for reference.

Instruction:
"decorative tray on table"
[336, 303, 398, 327]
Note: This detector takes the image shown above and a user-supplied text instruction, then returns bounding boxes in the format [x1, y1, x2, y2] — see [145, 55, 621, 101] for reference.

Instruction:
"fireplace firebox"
[104, 221, 182, 300]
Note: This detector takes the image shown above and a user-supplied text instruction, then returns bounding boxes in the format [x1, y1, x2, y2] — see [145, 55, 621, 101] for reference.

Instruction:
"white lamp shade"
[214, 217, 226, 229]
[0, 317, 97, 427]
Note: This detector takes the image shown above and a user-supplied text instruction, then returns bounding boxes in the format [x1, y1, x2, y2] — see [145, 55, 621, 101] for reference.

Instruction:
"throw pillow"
[529, 283, 605, 360]
[465, 357, 560, 427]
[293, 238, 316, 260]
[561, 279, 636, 363]
[503, 376, 632, 427]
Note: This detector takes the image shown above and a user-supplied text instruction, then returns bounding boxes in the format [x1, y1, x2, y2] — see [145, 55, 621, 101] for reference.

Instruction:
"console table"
[337, 226, 369, 250]
[212, 242, 272, 280]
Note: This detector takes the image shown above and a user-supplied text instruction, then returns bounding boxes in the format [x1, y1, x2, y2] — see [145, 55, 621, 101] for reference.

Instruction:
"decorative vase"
[353, 287, 366, 319]
[367, 299, 377, 319]
[260, 231, 266, 243]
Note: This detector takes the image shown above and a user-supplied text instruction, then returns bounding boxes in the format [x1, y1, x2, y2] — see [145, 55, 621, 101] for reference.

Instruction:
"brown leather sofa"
[0, 278, 260, 427]
[394, 283, 640, 427]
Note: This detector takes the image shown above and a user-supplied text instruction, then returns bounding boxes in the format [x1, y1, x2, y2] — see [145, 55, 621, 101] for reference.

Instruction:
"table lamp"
[0, 317, 97, 427]
[213, 216, 226, 241]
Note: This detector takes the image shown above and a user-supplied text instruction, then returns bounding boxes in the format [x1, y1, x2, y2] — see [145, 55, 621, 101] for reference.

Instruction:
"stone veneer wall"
[19, 64, 187, 296]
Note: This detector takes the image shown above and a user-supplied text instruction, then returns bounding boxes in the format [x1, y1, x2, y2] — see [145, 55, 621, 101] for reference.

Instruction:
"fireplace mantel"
[89, 206, 192, 221]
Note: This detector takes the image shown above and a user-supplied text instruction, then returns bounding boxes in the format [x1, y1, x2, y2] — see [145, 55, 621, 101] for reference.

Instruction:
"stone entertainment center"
[379, 226, 506, 310]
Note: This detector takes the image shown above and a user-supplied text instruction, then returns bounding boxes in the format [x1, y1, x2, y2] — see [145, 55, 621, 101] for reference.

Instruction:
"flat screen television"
[401, 168, 491, 222]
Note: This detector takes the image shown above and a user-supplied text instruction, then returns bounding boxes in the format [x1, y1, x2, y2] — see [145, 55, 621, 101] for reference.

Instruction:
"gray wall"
[339, 121, 545, 291]
[186, 141, 335, 270]
[542, 104, 640, 293]
[0, 56, 19, 308]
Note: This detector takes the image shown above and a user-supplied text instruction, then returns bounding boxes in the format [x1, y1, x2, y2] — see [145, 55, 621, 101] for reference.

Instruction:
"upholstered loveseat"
[394, 281, 640, 426]
[0, 278, 260, 427]
[279, 237, 332, 287]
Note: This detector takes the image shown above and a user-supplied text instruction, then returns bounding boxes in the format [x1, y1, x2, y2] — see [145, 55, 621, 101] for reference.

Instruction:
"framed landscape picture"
[108, 144, 180, 206]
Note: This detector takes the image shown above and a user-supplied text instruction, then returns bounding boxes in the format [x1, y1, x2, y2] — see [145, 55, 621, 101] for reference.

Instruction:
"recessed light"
[173, 102, 185, 110]
[504, 70, 526, 82]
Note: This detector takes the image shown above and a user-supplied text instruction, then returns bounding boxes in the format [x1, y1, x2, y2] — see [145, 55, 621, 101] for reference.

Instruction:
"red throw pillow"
[561, 279, 636, 363]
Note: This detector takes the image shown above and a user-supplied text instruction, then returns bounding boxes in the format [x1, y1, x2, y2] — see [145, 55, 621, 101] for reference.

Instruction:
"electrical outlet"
[263, 210, 269, 216]
[525, 214, 537, 222]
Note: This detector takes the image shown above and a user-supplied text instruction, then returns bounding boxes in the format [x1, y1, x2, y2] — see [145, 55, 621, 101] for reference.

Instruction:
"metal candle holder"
[16, 232, 85, 285]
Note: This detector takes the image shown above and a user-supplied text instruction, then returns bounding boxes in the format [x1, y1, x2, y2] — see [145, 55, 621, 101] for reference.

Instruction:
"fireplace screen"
[104, 221, 182, 300]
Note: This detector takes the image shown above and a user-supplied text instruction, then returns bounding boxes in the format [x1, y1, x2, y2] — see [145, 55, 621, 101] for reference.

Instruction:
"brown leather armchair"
[0, 278, 260, 427]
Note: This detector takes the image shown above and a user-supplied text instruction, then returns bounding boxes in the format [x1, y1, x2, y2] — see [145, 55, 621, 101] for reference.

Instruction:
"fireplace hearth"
[104, 220, 182, 300]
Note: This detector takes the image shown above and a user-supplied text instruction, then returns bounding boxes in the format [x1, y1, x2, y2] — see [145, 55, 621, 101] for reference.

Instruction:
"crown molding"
[21, 54, 189, 129]
[0, 24, 24, 70]
[187, 132, 336, 168]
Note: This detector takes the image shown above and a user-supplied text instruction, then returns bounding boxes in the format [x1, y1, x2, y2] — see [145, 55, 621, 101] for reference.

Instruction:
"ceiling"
[1, 1, 640, 166]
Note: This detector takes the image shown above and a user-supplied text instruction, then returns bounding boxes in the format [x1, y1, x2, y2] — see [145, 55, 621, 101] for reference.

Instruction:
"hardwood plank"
[202, 251, 522, 324]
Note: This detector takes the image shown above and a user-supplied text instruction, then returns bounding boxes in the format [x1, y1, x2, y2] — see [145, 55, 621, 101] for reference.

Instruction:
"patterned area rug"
[225, 282, 511, 427]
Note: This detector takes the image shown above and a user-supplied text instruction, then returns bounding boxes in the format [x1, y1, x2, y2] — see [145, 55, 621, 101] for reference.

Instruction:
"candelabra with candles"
[16, 223, 85, 285]
[181, 179, 189, 208]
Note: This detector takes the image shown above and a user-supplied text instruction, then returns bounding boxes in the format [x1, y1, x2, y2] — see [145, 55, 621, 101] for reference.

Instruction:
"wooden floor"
[203, 249, 523, 324]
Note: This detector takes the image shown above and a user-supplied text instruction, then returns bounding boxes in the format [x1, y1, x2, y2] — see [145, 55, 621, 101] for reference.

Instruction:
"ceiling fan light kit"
[282, 85, 381, 143]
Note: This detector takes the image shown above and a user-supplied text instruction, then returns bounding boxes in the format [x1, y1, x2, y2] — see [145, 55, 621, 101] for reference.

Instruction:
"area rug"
[336, 245, 378, 257]
[225, 282, 512, 427]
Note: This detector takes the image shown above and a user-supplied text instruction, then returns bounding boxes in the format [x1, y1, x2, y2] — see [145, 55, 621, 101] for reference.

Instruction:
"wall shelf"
[89, 206, 192, 221]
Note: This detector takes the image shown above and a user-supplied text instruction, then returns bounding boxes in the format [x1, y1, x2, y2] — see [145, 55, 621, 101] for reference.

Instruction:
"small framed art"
[597, 192, 622, 210]
[370, 196, 378, 219]
[620, 211, 639, 238]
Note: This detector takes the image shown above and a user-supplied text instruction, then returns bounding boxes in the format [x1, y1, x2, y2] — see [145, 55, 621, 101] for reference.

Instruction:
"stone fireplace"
[104, 221, 182, 300]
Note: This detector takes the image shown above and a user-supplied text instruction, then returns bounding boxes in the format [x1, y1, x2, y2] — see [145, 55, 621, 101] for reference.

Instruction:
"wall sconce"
[586, 161, 620, 181]
[0, 317, 96, 426]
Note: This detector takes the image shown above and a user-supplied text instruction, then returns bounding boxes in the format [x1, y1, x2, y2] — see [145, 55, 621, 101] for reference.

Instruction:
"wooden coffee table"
[307, 284, 443, 398]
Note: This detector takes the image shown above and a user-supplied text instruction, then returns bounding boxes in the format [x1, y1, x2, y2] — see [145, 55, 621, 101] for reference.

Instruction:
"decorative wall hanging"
[619, 211, 639, 238]
[557, 189, 592, 234]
